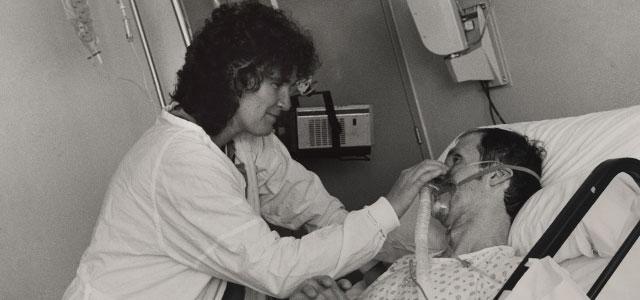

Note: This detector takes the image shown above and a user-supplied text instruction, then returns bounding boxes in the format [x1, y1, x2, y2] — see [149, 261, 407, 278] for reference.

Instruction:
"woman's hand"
[386, 160, 448, 218]
[290, 276, 349, 300]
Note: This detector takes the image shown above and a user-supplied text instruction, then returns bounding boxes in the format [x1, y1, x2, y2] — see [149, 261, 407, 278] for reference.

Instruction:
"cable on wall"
[480, 81, 507, 125]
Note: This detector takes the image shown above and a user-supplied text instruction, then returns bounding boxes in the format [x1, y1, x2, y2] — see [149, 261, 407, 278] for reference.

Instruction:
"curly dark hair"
[463, 128, 546, 222]
[170, 2, 320, 137]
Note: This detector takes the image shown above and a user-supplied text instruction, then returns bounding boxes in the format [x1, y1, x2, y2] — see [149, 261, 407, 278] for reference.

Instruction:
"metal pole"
[380, 0, 433, 159]
[128, 0, 167, 108]
[171, 0, 192, 47]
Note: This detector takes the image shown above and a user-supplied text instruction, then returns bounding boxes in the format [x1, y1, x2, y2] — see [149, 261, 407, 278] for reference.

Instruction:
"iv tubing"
[170, 0, 192, 47]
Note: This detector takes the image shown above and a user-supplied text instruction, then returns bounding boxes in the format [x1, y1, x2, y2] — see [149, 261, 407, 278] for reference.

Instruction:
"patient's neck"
[447, 196, 510, 256]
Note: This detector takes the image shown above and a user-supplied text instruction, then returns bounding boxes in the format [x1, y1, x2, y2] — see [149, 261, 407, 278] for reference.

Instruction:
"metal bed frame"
[495, 158, 640, 299]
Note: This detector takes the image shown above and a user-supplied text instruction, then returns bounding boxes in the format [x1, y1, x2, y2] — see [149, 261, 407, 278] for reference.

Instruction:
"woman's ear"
[489, 168, 513, 187]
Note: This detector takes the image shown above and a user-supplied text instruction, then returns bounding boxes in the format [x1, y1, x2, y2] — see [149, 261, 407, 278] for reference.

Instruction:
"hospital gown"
[63, 109, 399, 300]
[359, 246, 520, 300]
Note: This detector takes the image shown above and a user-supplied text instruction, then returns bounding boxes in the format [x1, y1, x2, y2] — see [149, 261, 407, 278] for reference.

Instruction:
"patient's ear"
[489, 168, 513, 187]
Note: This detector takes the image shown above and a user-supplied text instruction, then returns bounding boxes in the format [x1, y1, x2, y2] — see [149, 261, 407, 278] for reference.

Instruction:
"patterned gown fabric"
[359, 246, 520, 300]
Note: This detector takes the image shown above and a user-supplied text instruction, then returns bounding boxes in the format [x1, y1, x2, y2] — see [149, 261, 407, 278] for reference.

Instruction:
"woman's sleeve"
[254, 134, 349, 232]
[154, 139, 399, 298]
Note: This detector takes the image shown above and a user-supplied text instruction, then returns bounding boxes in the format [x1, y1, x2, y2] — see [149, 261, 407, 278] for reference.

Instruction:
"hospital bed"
[474, 104, 640, 299]
[379, 104, 640, 299]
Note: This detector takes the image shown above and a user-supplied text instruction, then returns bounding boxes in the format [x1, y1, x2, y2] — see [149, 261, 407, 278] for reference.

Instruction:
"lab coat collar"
[159, 109, 206, 134]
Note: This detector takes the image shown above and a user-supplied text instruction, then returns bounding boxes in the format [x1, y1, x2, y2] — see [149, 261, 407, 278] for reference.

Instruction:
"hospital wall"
[0, 1, 158, 299]
[277, 0, 426, 211]
[389, 0, 640, 156]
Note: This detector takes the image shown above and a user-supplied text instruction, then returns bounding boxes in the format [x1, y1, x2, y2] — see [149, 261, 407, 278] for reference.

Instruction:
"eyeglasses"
[293, 78, 315, 96]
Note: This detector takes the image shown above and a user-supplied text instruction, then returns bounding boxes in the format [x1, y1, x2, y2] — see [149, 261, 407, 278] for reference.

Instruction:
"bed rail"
[495, 157, 640, 299]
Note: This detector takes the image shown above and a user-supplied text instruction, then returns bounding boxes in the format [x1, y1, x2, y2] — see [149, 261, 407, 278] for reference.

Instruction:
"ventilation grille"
[308, 118, 346, 147]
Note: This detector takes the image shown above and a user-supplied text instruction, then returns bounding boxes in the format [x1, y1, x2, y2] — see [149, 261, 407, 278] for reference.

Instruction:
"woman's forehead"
[265, 65, 297, 82]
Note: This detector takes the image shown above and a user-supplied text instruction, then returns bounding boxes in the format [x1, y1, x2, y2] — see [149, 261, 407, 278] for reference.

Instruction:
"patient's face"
[443, 133, 487, 225]
[445, 133, 483, 181]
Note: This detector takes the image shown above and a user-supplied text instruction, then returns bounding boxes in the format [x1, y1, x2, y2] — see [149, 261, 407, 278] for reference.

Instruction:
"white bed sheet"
[561, 240, 640, 299]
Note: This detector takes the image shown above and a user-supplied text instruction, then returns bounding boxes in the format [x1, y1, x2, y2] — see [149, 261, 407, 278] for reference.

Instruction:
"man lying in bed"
[291, 128, 546, 300]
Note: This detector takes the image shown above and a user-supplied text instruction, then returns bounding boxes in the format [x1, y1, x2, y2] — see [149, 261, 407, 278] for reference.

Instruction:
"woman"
[63, 3, 446, 299]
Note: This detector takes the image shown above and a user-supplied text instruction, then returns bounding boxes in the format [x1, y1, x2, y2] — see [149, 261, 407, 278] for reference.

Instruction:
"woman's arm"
[154, 139, 399, 298]
[251, 134, 348, 231]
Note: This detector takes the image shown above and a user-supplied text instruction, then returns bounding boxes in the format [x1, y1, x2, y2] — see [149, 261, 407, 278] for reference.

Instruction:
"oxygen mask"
[425, 160, 542, 224]
[426, 174, 456, 224]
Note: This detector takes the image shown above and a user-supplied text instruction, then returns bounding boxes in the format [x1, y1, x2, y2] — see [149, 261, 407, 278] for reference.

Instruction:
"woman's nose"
[278, 88, 291, 111]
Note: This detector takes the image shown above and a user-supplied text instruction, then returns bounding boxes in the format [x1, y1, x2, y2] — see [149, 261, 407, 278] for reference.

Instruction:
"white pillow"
[509, 173, 640, 262]
[494, 105, 640, 185]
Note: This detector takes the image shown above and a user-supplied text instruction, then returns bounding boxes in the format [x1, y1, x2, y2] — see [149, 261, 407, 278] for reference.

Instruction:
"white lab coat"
[63, 110, 399, 300]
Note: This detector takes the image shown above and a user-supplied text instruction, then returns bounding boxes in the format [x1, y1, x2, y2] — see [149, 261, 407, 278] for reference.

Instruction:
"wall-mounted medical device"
[62, 0, 102, 64]
[407, 0, 510, 86]
[296, 105, 373, 150]
[276, 91, 373, 159]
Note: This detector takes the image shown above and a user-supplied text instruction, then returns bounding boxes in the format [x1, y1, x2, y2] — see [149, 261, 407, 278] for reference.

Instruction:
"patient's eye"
[451, 154, 462, 165]
[445, 152, 463, 167]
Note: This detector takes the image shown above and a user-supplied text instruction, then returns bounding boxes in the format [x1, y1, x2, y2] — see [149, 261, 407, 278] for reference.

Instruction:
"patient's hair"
[464, 128, 546, 222]
[170, 2, 319, 137]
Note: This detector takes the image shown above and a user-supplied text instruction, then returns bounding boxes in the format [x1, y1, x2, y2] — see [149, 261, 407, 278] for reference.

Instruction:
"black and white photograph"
[2, 0, 640, 299]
